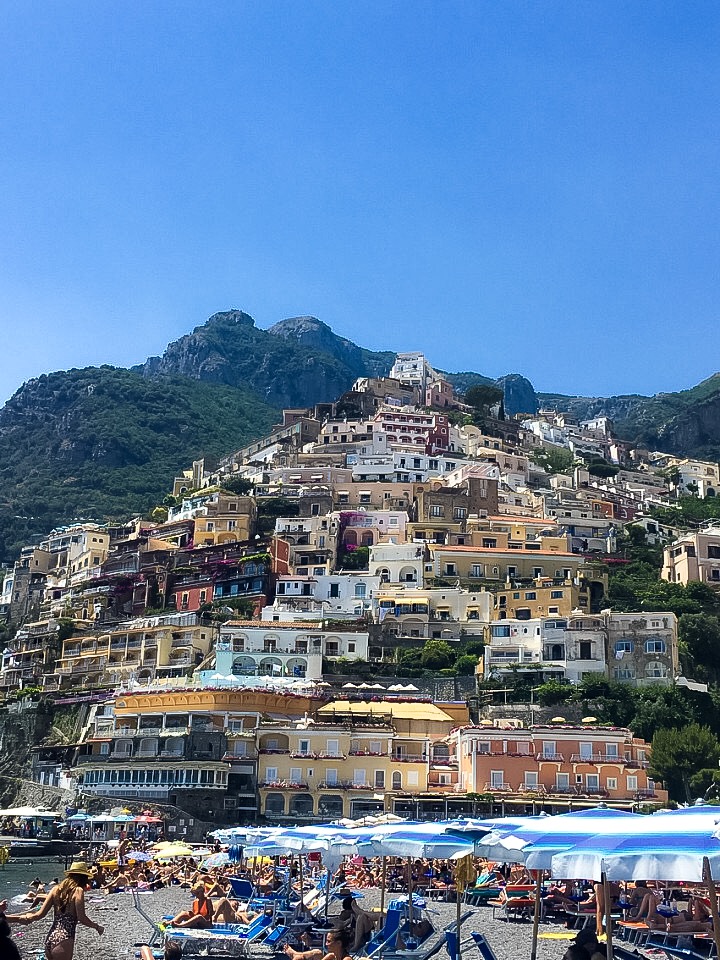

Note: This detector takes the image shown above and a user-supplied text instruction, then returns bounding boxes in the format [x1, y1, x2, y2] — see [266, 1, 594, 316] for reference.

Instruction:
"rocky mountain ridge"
[1, 306, 719, 562]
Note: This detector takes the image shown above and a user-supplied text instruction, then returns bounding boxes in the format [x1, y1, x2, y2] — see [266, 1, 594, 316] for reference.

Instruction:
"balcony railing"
[484, 781, 514, 792]
[393, 754, 426, 763]
[260, 780, 308, 789]
[258, 748, 290, 755]
[536, 752, 565, 762]
[635, 789, 657, 799]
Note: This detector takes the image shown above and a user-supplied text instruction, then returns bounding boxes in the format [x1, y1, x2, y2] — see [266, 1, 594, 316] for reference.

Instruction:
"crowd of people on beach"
[0, 835, 715, 960]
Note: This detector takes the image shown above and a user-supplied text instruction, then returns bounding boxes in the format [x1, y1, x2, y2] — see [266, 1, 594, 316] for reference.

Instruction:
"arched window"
[289, 794, 314, 817]
[317, 795, 343, 819]
[392, 771, 402, 790]
[265, 793, 285, 815]
[645, 661, 668, 679]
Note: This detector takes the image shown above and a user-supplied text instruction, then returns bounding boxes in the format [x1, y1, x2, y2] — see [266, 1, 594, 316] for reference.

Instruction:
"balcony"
[349, 749, 387, 757]
[635, 789, 657, 799]
[484, 781, 514, 793]
[260, 780, 309, 789]
[536, 752, 565, 762]
[258, 748, 290, 755]
[393, 754, 426, 763]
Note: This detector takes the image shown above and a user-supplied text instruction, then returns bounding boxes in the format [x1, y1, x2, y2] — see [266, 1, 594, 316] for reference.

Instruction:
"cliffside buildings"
[2, 359, 715, 822]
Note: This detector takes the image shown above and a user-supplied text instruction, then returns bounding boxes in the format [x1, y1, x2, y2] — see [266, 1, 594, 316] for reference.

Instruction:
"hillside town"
[2, 352, 719, 829]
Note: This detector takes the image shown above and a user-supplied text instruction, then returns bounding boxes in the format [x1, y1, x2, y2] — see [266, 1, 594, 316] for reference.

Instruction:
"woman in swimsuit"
[5, 861, 104, 960]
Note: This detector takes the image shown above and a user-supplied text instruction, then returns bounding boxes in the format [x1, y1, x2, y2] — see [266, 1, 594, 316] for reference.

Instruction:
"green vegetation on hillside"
[0, 367, 278, 561]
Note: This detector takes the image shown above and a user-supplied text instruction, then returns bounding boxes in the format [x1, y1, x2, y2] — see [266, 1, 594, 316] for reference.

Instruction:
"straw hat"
[65, 861, 92, 878]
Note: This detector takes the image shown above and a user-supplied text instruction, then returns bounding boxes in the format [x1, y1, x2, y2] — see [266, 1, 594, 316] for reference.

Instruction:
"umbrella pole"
[602, 871, 614, 960]
[530, 871, 541, 960]
[702, 857, 720, 960]
[299, 853, 304, 912]
[380, 856, 387, 921]
[456, 875, 462, 960]
[325, 863, 331, 918]
[407, 857, 413, 934]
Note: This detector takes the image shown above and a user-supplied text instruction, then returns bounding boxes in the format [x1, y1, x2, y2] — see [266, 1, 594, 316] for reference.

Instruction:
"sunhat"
[65, 861, 92, 878]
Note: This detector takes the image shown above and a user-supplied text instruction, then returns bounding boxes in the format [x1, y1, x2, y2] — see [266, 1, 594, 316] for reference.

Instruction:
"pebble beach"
[11, 884, 569, 960]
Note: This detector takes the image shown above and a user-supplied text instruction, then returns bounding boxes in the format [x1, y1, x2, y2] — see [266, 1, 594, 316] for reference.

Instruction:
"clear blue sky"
[2, 0, 719, 403]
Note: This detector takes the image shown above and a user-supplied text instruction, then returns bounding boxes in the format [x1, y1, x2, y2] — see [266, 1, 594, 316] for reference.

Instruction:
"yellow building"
[75, 687, 320, 821]
[257, 699, 468, 821]
[429, 543, 582, 584]
[49, 614, 217, 690]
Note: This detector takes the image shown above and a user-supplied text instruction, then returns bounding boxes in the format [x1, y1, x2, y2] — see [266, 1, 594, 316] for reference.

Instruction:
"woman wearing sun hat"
[4, 861, 104, 960]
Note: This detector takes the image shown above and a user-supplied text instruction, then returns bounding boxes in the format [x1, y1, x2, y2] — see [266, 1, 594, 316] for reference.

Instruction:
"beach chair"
[365, 905, 403, 957]
[130, 885, 164, 947]
[469, 932, 499, 960]
[263, 924, 291, 950]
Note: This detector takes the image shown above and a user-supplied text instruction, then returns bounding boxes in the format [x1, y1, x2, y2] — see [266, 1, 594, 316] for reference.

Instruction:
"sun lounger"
[468, 932, 499, 960]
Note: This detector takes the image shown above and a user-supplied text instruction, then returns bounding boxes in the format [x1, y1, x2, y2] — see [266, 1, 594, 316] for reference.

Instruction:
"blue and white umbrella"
[550, 805, 720, 882]
[475, 807, 641, 867]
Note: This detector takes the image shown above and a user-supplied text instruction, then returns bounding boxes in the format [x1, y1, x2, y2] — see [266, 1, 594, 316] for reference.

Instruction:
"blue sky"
[1, 1, 719, 403]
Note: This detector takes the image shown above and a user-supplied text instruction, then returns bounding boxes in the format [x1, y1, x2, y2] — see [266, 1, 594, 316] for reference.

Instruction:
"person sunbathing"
[284, 928, 352, 960]
[169, 884, 214, 929]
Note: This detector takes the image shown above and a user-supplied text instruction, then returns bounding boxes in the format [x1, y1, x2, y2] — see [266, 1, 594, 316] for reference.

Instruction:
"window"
[627, 775, 638, 792]
[542, 741, 556, 758]
[325, 769, 338, 785]
[289, 767, 302, 782]
[605, 743, 618, 758]
[299, 739, 310, 755]
[524, 772, 538, 789]
[490, 770, 504, 788]
[533, 568, 543, 578]
[265, 766, 278, 782]
[392, 771, 402, 790]
[556, 773, 570, 790]
[524, 592, 536, 600]
[355, 583, 367, 598]
[374, 770, 385, 789]
[477, 742, 490, 754]
[326, 740, 339, 756]
[353, 769, 367, 786]
[482, 539, 497, 549]
[407, 771, 419, 786]
[615, 640, 634, 654]
[445, 563, 456, 575]
[645, 639, 666, 654]
[586, 773, 599, 791]
[579, 641, 592, 660]
[471, 564, 484, 578]
[430, 505, 444, 517]
[454, 507, 467, 520]
[579, 742, 593, 760]
[550, 590, 563, 599]
[329, 583, 340, 598]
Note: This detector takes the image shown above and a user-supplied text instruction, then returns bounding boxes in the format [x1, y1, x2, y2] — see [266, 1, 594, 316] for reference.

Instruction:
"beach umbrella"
[153, 843, 195, 859]
[202, 851, 231, 869]
[549, 806, 720, 881]
[127, 851, 154, 862]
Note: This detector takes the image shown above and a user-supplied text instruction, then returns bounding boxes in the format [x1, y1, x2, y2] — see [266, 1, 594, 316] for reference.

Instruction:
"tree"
[534, 679, 572, 706]
[340, 547, 369, 571]
[454, 654, 479, 676]
[221, 475, 254, 495]
[678, 613, 720, 683]
[421, 640, 455, 671]
[464, 385, 504, 412]
[531, 446, 575, 476]
[650, 723, 720, 802]
[586, 459, 619, 479]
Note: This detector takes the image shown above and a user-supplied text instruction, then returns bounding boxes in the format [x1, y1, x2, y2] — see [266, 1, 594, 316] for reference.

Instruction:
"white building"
[203, 621, 370, 682]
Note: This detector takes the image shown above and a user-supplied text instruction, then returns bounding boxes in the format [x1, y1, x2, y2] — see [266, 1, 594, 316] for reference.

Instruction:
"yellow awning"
[318, 701, 454, 723]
